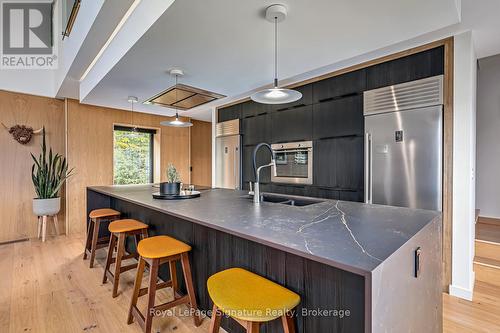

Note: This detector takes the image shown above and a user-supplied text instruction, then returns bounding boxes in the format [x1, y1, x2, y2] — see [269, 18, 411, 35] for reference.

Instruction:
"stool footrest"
[138, 280, 173, 297]
[152, 295, 190, 313]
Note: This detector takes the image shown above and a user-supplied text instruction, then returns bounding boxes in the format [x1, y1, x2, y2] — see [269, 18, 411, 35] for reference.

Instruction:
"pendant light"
[160, 69, 193, 127]
[251, 4, 302, 104]
[127, 96, 138, 132]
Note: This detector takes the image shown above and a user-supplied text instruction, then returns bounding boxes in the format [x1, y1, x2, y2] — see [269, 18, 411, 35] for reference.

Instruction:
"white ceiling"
[78, 0, 461, 121]
[53, 0, 500, 122]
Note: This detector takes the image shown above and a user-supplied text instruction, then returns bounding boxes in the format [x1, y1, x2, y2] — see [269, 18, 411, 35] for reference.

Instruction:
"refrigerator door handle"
[234, 146, 240, 190]
[365, 132, 373, 204]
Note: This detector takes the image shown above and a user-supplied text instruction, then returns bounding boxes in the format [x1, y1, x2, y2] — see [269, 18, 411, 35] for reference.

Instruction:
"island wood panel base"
[87, 189, 365, 333]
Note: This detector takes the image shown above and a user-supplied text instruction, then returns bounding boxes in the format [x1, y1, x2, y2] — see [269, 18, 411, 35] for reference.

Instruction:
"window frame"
[113, 125, 157, 185]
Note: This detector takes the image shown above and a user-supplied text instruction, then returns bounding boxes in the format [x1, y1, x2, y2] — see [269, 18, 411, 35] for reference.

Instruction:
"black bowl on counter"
[160, 182, 181, 195]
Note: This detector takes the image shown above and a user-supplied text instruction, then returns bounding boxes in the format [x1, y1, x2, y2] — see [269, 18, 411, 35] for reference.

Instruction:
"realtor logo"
[1, 1, 57, 69]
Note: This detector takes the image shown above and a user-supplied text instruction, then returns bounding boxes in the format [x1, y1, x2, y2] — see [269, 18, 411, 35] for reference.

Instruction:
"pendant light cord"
[274, 16, 278, 88]
[175, 73, 180, 119]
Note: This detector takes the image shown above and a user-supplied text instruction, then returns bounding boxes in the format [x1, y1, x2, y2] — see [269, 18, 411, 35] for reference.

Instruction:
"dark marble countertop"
[88, 185, 440, 276]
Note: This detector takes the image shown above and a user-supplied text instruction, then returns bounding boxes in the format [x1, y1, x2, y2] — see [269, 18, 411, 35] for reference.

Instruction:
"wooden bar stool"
[207, 268, 300, 333]
[102, 219, 149, 298]
[83, 208, 121, 268]
[128, 235, 201, 333]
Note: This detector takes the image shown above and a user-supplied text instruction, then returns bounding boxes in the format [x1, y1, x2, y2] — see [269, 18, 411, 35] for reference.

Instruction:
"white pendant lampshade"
[160, 113, 193, 127]
[250, 87, 303, 104]
[160, 69, 193, 127]
[251, 4, 302, 105]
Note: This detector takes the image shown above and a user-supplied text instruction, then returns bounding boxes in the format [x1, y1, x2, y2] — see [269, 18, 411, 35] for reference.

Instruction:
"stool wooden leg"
[134, 233, 141, 259]
[145, 258, 159, 333]
[37, 217, 42, 239]
[180, 253, 201, 327]
[83, 218, 93, 260]
[281, 312, 296, 333]
[112, 233, 126, 298]
[245, 321, 260, 333]
[42, 215, 47, 242]
[128, 257, 145, 325]
[209, 304, 222, 333]
[102, 233, 117, 284]
[89, 218, 100, 268]
[53, 214, 60, 236]
[169, 260, 178, 297]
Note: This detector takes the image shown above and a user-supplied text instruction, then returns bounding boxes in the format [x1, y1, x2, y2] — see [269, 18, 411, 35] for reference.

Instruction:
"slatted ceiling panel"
[173, 94, 216, 109]
[151, 88, 194, 106]
[364, 75, 443, 115]
[145, 83, 225, 110]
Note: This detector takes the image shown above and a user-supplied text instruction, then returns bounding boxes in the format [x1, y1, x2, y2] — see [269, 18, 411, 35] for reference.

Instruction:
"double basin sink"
[248, 193, 323, 207]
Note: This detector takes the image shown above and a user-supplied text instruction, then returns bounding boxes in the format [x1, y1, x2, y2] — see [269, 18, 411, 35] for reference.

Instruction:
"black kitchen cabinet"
[271, 184, 306, 197]
[271, 84, 313, 111]
[339, 190, 364, 202]
[242, 114, 271, 145]
[218, 104, 241, 122]
[271, 105, 313, 143]
[313, 95, 363, 139]
[314, 136, 363, 190]
[312, 69, 366, 103]
[314, 138, 337, 188]
[241, 100, 269, 118]
[366, 46, 444, 90]
[242, 145, 272, 183]
[307, 187, 339, 200]
[335, 136, 364, 190]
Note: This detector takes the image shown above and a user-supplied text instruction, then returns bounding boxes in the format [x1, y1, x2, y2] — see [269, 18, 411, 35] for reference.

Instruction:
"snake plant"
[31, 128, 74, 199]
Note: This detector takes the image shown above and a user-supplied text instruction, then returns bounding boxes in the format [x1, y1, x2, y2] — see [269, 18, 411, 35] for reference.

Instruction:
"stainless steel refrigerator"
[215, 119, 241, 190]
[364, 75, 443, 211]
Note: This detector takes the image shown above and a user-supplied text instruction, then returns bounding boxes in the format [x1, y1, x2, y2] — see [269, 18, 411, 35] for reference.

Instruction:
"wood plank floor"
[1, 235, 499, 332]
[0, 235, 222, 333]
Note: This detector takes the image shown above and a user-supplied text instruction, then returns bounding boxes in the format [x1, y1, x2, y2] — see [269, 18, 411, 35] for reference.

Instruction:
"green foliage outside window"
[113, 130, 152, 185]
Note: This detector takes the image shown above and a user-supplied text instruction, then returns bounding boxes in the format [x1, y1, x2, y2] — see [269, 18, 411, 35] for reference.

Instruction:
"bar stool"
[102, 219, 149, 297]
[83, 208, 121, 268]
[128, 235, 201, 333]
[207, 268, 300, 333]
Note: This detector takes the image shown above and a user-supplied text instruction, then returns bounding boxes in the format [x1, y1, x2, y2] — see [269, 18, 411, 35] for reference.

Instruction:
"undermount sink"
[249, 193, 323, 207]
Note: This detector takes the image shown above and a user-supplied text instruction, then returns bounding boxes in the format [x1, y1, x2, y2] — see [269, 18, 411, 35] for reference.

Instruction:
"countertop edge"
[88, 186, 371, 276]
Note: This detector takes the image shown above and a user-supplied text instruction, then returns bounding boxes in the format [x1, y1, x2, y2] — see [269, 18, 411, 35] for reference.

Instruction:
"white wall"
[476, 54, 500, 218]
[450, 31, 477, 301]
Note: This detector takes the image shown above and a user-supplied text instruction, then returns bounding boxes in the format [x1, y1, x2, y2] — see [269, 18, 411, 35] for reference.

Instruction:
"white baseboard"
[449, 279, 474, 301]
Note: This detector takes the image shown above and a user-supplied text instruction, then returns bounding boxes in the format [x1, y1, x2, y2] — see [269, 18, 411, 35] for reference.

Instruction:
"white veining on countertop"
[334, 201, 383, 262]
[297, 204, 339, 233]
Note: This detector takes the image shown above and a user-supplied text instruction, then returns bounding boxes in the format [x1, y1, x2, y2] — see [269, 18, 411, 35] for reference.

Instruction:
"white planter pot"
[33, 197, 61, 216]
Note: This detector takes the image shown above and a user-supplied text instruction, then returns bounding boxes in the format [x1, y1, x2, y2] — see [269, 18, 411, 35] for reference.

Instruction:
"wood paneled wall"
[0, 94, 212, 241]
[66, 99, 196, 235]
[190, 120, 212, 186]
[0, 91, 65, 242]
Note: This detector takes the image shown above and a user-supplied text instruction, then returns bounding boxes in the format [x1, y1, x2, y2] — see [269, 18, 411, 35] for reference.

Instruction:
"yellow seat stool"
[83, 208, 121, 268]
[102, 219, 149, 297]
[128, 235, 201, 333]
[207, 268, 300, 333]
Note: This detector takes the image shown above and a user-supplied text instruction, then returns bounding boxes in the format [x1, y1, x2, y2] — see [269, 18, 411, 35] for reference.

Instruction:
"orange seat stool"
[128, 235, 201, 333]
[102, 219, 149, 297]
[83, 208, 121, 268]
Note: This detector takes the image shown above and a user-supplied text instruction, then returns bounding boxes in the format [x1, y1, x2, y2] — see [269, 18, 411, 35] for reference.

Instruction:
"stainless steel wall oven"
[271, 141, 313, 185]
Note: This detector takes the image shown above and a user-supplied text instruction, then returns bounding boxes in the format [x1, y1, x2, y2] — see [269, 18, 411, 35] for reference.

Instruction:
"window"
[113, 126, 156, 185]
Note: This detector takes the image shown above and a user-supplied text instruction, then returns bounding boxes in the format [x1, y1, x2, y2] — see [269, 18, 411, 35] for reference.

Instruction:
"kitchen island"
[87, 185, 442, 333]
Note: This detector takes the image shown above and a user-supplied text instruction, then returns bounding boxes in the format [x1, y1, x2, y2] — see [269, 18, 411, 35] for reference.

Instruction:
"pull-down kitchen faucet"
[250, 142, 277, 203]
